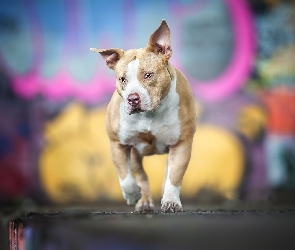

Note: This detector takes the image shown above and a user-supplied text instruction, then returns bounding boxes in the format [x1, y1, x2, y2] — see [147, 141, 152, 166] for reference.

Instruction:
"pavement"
[2, 201, 295, 250]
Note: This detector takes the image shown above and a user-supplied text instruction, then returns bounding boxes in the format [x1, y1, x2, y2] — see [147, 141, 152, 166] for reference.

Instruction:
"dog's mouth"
[125, 101, 161, 115]
[127, 106, 145, 115]
[129, 110, 143, 115]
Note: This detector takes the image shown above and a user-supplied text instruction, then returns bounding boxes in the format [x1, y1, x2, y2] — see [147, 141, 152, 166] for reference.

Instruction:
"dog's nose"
[128, 93, 141, 106]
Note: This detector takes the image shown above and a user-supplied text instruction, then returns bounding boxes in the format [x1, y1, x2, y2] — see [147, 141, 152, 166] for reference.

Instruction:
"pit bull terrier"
[90, 20, 196, 212]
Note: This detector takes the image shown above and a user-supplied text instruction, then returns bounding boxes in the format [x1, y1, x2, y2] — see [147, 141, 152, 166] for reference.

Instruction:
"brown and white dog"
[90, 20, 196, 212]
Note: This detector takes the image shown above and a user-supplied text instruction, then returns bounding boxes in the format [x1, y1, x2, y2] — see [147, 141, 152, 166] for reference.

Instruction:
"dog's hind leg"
[131, 148, 154, 212]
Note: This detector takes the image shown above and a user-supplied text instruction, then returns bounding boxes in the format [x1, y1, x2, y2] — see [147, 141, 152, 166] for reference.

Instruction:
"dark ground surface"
[2, 201, 295, 250]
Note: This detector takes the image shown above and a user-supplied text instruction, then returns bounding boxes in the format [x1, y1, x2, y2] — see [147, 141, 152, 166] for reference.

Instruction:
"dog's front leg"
[130, 148, 154, 212]
[110, 141, 141, 206]
[161, 140, 193, 212]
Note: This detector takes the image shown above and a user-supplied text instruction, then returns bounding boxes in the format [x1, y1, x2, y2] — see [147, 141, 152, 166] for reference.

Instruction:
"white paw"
[161, 177, 182, 212]
[161, 200, 183, 213]
[122, 185, 142, 206]
[120, 174, 142, 205]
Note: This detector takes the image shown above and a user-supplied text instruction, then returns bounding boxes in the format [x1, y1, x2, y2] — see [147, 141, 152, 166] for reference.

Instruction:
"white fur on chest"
[118, 69, 180, 154]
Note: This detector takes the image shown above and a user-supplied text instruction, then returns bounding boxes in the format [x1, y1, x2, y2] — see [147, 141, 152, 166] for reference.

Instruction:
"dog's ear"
[147, 20, 172, 61]
[90, 48, 124, 70]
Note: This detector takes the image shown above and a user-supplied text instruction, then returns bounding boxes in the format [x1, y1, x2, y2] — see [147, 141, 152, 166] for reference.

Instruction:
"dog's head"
[91, 20, 173, 115]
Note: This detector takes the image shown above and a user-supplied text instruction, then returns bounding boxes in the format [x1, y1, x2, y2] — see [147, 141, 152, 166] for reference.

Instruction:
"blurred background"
[0, 0, 294, 207]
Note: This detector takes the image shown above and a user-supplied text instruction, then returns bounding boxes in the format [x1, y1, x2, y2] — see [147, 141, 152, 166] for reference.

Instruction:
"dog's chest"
[118, 95, 180, 155]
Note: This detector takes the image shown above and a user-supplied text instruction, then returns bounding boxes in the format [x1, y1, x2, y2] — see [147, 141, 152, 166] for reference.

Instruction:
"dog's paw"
[161, 201, 183, 213]
[120, 176, 142, 206]
[123, 191, 142, 206]
[135, 199, 154, 212]
[161, 183, 182, 212]
[122, 185, 142, 206]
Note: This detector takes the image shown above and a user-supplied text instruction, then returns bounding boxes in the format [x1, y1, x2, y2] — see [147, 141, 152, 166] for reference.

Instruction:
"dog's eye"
[144, 73, 153, 79]
[119, 77, 127, 83]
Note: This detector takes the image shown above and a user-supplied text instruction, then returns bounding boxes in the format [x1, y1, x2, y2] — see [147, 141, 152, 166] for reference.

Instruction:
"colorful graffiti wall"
[0, 0, 294, 205]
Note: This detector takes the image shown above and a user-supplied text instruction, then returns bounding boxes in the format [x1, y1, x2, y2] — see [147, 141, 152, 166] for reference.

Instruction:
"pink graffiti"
[11, 0, 116, 103]
[8, 0, 254, 103]
[171, 0, 255, 102]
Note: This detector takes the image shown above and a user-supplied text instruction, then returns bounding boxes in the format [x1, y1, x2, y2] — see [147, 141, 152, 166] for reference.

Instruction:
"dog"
[90, 20, 196, 212]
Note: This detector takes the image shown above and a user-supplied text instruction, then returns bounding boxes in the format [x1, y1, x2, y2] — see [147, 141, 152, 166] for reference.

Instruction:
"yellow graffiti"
[236, 105, 267, 141]
[40, 102, 244, 203]
[40, 103, 121, 203]
[261, 44, 295, 80]
[182, 125, 244, 200]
